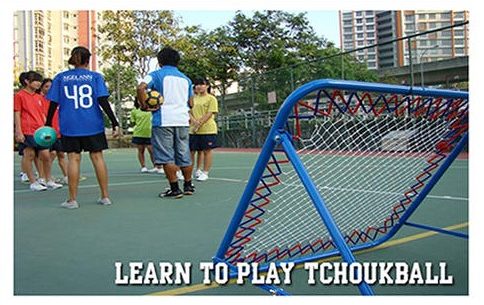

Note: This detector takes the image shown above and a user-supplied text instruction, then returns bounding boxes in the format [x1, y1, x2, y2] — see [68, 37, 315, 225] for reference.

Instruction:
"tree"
[179, 25, 240, 97]
[228, 11, 328, 73]
[98, 10, 181, 78]
[102, 64, 138, 129]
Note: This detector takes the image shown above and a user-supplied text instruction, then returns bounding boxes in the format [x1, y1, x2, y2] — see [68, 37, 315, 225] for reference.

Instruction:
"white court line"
[13, 175, 468, 202]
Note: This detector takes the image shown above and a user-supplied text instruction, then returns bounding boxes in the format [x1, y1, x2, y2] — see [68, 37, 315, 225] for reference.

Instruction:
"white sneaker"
[141, 167, 149, 173]
[46, 179, 63, 190]
[61, 200, 79, 209]
[149, 167, 164, 174]
[30, 181, 47, 192]
[97, 197, 112, 206]
[195, 169, 203, 179]
[37, 178, 47, 186]
[196, 171, 209, 181]
[176, 170, 184, 181]
[20, 173, 29, 183]
[55, 176, 68, 185]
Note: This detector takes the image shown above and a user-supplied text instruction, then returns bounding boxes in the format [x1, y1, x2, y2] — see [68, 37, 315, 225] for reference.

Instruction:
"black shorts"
[189, 134, 218, 151]
[17, 135, 49, 155]
[61, 132, 108, 153]
[132, 136, 151, 145]
[50, 138, 64, 152]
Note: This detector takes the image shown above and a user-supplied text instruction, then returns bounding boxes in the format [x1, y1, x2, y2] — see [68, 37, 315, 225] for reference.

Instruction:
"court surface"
[13, 148, 468, 295]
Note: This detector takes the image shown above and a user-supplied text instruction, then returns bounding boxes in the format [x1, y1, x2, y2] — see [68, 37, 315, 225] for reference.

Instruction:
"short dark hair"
[193, 77, 211, 93]
[193, 77, 209, 86]
[68, 46, 91, 66]
[157, 47, 180, 67]
[18, 72, 28, 87]
[36, 78, 53, 94]
[20, 71, 43, 86]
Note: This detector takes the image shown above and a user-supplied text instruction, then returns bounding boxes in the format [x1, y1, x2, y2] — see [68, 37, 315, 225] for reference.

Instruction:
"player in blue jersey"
[137, 47, 195, 199]
[45, 46, 119, 209]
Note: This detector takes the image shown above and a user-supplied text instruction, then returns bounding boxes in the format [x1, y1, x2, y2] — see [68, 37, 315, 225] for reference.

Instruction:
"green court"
[13, 148, 468, 295]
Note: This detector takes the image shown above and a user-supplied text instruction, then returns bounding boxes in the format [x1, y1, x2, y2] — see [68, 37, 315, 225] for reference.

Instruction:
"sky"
[174, 10, 340, 47]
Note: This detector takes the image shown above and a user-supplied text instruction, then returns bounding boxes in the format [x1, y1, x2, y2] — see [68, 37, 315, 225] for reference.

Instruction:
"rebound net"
[215, 79, 468, 294]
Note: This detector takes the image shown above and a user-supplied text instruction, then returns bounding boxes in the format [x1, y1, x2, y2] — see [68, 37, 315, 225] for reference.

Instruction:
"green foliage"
[98, 10, 378, 113]
[102, 63, 138, 101]
[102, 63, 138, 129]
[179, 26, 240, 95]
[98, 10, 180, 78]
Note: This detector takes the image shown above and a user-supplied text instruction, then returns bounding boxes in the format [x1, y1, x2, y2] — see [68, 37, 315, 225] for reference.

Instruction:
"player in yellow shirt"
[189, 78, 218, 181]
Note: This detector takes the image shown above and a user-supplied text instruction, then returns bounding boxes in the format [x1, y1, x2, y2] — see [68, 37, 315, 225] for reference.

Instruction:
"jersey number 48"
[64, 84, 93, 109]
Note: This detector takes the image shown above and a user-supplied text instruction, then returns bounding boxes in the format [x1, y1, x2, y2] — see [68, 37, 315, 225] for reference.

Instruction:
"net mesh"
[224, 88, 468, 265]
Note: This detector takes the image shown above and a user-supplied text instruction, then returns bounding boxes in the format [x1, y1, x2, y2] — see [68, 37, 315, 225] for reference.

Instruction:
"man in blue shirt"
[137, 47, 195, 199]
[46, 46, 119, 209]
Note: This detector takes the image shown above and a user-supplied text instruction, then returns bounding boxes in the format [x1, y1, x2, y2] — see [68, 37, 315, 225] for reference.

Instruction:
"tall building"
[401, 10, 469, 66]
[339, 10, 469, 70]
[376, 11, 404, 69]
[339, 10, 378, 69]
[13, 10, 104, 81]
[78, 11, 104, 71]
[13, 11, 79, 78]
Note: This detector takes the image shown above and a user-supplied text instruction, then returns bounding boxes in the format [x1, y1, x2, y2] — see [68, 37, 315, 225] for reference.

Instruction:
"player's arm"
[188, 95, 194, 108]
[98, 96, 119, 132]
[14, 111, 24, 143]
[197, 97, 217, 128]
[198, 111, 214, 126]
[136, 82, 148, 109]
[45, 101, 58, 127]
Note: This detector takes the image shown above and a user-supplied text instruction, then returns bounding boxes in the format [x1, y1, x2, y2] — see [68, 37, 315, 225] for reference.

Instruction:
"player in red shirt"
[14, 71, 62, 191]
[38, 78, 68, 184]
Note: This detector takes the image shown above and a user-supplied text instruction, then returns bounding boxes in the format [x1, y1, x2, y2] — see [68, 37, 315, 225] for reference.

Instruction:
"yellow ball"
[145, 90, 163, 107]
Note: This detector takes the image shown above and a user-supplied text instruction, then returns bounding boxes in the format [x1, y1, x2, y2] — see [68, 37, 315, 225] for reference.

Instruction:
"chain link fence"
[216, 21, 469, 148]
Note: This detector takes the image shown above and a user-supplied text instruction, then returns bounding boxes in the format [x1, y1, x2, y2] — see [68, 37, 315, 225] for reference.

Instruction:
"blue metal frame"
[279, 132, 374, 295]
[214, 79, 468, 295]
[404, 221, 468, 239]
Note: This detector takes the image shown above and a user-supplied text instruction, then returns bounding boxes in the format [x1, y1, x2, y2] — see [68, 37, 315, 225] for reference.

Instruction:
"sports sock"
[170, 182, 179, 191]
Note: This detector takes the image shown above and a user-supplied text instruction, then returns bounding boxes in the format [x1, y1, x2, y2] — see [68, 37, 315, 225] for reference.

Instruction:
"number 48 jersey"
[47, 68, 110, 137]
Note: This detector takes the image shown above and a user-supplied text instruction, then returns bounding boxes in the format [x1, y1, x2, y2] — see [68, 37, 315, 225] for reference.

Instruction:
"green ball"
[33, 126, 57, 147]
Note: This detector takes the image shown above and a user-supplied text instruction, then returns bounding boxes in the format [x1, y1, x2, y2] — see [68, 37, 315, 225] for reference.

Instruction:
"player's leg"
[23, 146, 46, 191]
[18, 145, 29, 183]
[201, 149, 213, 178]
[152, 126, 182, 198]
[52, 139, 68, 183]
[197, 135, 217, 181]
[21, 137, 47, 191]
[175, 127, 194, 194]
[34, 152, 42, 181]
[137, 142, 146, 167]
[196, 151, 203, 173]
[89, 150, 109, 200]
[59, 136, 81, 208]
[85, 132, 111, 204]
[57, 151, 68, 183]
[189, 135, 203, 178]
[38, 148, 62, 189]
[22, 147, 36, 183]
[67, 152, 81, 201]
[49, 150, 56, 169]
[147, 144, 155, 167]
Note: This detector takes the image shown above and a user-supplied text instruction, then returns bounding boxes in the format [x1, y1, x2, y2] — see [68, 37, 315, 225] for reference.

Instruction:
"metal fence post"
[407, 37, 414, 88]
[251, 77, 256, 147]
